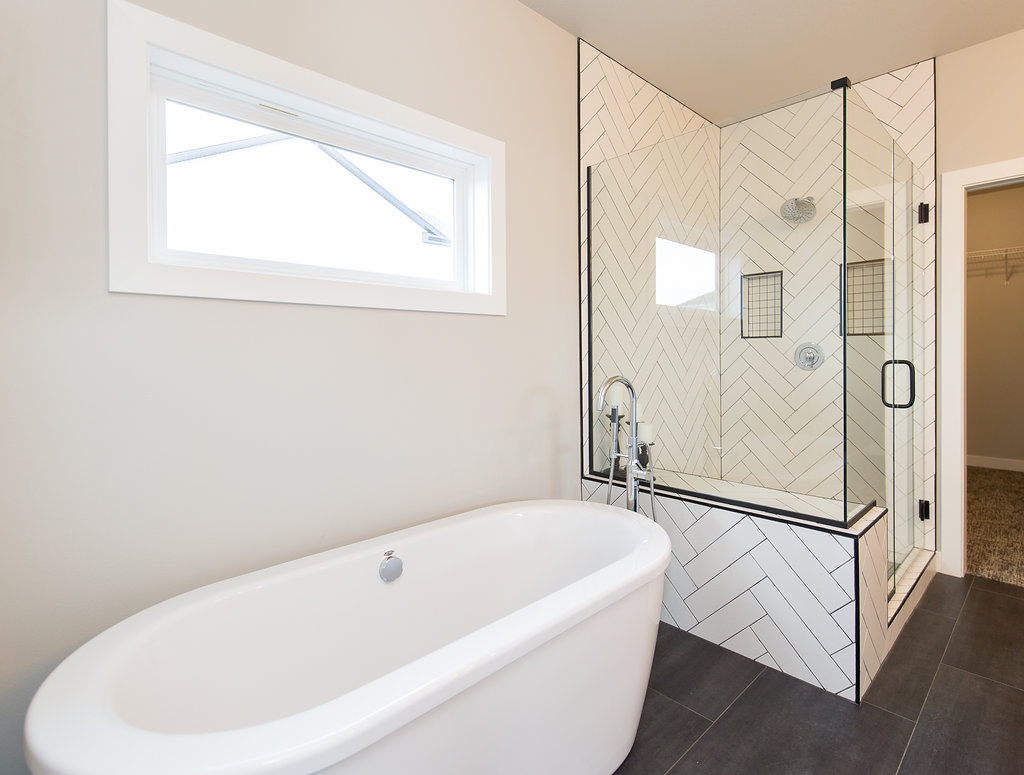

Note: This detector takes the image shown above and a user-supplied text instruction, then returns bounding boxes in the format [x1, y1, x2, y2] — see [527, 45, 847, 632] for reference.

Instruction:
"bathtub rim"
[25, 499, 670, 775]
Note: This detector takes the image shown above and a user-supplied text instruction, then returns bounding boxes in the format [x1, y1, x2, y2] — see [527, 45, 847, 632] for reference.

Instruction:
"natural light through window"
[107, 0, 505, 314]
[655, 237, 717, 309]
[164, 101, 457, 284]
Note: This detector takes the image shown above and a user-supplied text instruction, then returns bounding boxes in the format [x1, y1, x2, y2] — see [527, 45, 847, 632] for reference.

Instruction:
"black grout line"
[914, 606, 959, 621]
[647, 685, 718, 725]
[661, 665, 768, 775]
[940, 661, 1024, 695]
[859, 696, 918, 725]
[893, 575, 975, 773]
[970, 582, 1024, 602]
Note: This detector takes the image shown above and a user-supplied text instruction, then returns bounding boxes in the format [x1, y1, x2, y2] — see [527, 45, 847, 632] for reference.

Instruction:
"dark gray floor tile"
[971, 574, 1024, 600]
[862, 608, 956, 721]
[614, 688, 710, 775]
[898, 665, 1024, 774]
[648, 622, 764, 720]
[943, 588, 1024, 690]
[916, 573, 973, 619]
[668, 668, 914, 775]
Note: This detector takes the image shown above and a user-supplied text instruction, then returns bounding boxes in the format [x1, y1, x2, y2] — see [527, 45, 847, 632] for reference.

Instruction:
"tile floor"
[617, 573, 1024, 774]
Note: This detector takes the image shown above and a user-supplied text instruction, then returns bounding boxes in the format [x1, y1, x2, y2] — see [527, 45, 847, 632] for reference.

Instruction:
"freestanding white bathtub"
[25, 499, 670, 775]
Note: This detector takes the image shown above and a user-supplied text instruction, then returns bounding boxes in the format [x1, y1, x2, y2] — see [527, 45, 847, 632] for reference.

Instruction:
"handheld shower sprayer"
[597, 375, 654, 514]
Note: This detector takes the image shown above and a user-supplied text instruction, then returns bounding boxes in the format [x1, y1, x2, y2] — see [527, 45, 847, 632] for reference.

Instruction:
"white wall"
[966, 183, 1024, 252]
[0, 0, 577, 770]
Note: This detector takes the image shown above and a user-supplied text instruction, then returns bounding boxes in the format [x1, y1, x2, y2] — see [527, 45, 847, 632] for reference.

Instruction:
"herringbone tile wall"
[583, 480, 859, 698]
[858, 511, 889, 693]
[719, 94, 845, 497]
[579, 40, 713, 476]
[590, 129, 722, 477]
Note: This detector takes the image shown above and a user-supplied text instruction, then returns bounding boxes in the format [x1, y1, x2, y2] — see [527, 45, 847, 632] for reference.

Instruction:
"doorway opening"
[965, 179, 1024, 585]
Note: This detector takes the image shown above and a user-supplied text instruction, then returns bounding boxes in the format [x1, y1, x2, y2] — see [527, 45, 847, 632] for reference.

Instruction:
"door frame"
[938, 155, 1024, 576]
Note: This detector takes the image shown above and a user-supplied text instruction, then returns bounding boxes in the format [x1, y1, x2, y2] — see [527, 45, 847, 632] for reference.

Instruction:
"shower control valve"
[795, 342, 824, 371]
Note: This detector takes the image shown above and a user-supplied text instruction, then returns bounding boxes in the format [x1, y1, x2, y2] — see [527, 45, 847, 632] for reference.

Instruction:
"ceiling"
[518, 0, 1024, 124]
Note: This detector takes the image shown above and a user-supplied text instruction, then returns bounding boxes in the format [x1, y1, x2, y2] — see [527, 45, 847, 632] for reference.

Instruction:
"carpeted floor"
[966, 466, 1024, 586]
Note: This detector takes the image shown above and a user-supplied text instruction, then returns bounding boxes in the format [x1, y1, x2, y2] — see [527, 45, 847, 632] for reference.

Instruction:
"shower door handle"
[881, 360, 916, 409]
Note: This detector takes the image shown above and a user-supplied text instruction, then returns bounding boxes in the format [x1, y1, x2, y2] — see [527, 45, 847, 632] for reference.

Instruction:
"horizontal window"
[108, 0, 506, 314]
[158, 96, 461, 288]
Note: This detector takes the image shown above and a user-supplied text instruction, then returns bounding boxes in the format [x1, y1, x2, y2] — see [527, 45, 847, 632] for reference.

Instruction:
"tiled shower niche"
[741, 271, 783, 338]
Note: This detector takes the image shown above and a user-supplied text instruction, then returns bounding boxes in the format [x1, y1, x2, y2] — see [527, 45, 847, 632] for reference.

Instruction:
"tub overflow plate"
[795, 342, 824, 371]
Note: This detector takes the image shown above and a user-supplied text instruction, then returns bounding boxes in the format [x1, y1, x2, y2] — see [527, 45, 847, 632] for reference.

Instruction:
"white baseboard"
[966, 454, 1024, 472]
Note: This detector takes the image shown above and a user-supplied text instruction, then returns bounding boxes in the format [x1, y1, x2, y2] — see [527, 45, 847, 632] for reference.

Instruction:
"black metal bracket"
[919, 499, 931, 521]
[831, 76, 852, 90]
[918, 203, 930, 224]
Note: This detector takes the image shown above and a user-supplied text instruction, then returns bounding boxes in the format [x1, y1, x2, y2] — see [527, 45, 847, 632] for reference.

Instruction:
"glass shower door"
[844, 87, 918, 597]
[890, 143, 918, 588]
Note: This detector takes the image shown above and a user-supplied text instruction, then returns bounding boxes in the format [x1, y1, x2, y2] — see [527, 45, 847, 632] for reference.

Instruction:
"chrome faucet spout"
[597, 375, 644, 512]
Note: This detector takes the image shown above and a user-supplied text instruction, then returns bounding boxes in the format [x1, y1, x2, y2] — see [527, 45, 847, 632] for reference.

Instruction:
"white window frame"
[108, 0, 506, 315]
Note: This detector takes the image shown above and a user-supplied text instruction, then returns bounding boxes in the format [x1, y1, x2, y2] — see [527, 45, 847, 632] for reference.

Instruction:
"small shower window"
[846, 259, 886, 336]
[655, 237, 717, 309]
[741, 271, 783, 338]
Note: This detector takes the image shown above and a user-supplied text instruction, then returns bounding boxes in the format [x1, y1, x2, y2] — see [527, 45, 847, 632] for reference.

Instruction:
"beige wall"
[0, 0, 577, 770]
[936, 27, 1024, 174]
[966, 183, 1024, 252]
[937, 30, 1024, 463]
[965, 184, 1024, 461]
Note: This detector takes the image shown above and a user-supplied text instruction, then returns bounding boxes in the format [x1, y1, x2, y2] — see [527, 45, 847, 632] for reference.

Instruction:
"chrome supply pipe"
[606, 405, 620, 505]
[641, 440, 657, 519]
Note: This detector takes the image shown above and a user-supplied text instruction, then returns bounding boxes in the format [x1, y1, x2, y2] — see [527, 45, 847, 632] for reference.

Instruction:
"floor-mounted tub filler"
[25, 500, 670, 775]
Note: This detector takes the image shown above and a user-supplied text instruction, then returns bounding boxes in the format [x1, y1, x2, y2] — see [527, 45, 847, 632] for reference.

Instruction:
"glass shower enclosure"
[586, 81, 931, 594]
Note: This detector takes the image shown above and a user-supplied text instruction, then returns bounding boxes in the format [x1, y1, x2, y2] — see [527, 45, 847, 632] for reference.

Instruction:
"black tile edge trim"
[576, 38, 586, 482]
[584, 474, 886, 538]
[584, 163, 595, 478]
[855, 538, 861, 703]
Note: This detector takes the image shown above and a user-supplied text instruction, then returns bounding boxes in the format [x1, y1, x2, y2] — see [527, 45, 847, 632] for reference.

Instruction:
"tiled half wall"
[583, 480, 906, 701]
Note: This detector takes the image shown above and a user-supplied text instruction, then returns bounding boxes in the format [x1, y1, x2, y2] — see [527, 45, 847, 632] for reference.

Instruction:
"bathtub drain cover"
[379, 551, 403, 583]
